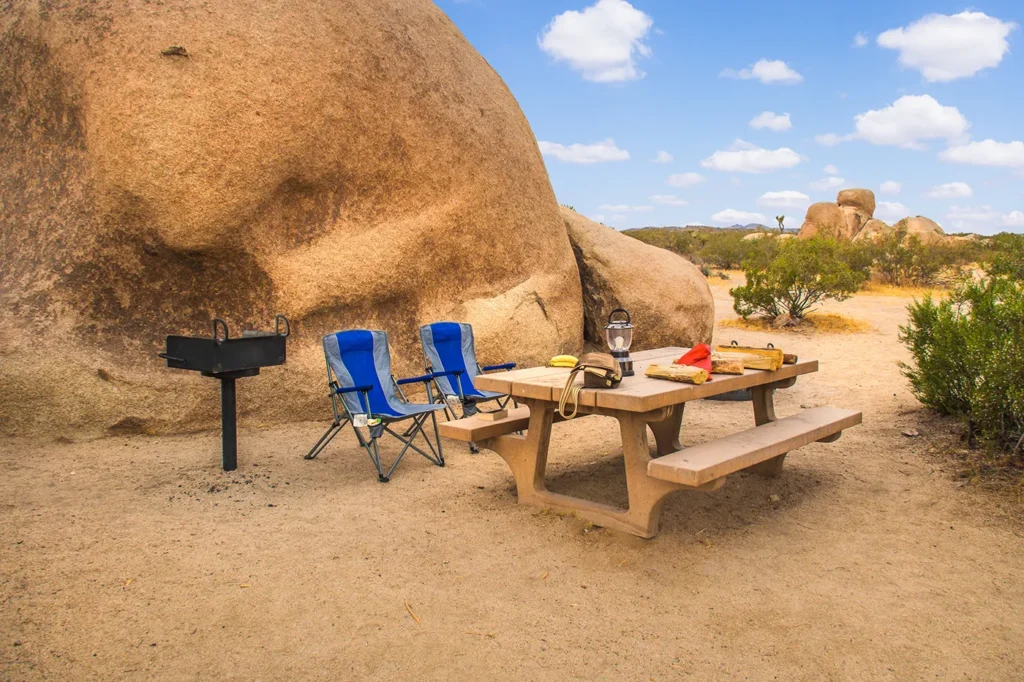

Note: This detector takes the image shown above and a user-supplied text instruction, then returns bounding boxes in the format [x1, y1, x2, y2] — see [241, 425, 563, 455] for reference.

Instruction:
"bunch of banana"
[547, 354, 578, 368]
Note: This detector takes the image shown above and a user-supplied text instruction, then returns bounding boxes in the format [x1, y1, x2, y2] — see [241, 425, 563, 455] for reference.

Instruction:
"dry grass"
[861, 282, 949, 298]
[721, 312, 872, 334]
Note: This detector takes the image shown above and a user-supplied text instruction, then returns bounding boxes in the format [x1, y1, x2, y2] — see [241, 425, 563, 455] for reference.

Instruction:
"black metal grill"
[160, 316, 289, 471]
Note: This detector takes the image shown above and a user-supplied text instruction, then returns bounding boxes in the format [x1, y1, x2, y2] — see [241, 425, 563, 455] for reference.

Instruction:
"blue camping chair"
[304, 329, 446, 482]
[419, 322, 516, 452]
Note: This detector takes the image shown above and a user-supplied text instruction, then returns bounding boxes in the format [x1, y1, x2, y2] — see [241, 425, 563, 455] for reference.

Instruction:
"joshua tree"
[776, 215, 785, 234]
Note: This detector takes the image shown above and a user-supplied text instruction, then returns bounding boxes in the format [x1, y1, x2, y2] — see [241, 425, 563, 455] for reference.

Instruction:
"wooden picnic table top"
[474, 346, 818, 414]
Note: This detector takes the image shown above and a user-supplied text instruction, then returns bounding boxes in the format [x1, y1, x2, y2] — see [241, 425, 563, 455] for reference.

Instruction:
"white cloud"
[720, 59, 803, 84]
[926, 182, 973, 199]
[853, 95, 969, 149]
[749, 111, 792, 131]
[876, 201, 909, 221]
[757, 190, 811, 208]
[538, 138, 630, 163]
[809, 176, 847, 191]
[651, 150, 673, 163]
[667, 172, 705, 187]
[711, 209, 767, 225]
[880, 180, 902, 195]
[650, 194, 689, 206]
[940, 140, 1024, 167]
[610, 213, 627, 222]
[853, 32, 869, 47]
[701, 140, 801, 173]
[824, 164, 839, 175]
[632, 205, 654, 212]
[945, 205, 1024, 233]
[815, 133, 853, 147]
[878, 12, 1017, 82]
[538, 0, 654, 82]
[590, 214, 606, 223]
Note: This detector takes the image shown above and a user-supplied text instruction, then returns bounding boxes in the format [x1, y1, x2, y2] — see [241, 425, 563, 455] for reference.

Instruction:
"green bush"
[900, 274, 1024, 456]
[986, 233, 1024, 280]
[730, 237, 869, 320]
[869, 227, 976, 286]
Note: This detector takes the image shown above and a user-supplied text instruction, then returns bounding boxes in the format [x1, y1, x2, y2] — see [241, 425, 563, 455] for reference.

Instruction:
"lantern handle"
[608, 308, 631, 325]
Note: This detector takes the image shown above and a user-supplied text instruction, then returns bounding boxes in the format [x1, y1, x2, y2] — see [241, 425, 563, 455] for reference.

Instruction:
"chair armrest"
[430, 369, 464, 379]
[482, 362, 516, 372]
[333, 384, 374, 395]
[396, 373, 434, 386]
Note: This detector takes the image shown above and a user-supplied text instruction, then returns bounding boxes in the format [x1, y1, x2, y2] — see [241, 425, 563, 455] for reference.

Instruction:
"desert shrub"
[986, 233, 1024, 280]
[730, 237, 868, 320]
[900, 275, 1024, 456]
[698, 230, 758, 269]
[870, 228, 974, 286]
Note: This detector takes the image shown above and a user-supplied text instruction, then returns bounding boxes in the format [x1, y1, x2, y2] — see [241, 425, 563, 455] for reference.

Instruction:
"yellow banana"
[547, 354, 578, 368]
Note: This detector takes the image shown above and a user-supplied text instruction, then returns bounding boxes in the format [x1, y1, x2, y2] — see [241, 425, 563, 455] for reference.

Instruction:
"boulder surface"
[798, 202, 848, 239]
[853, 219, 892, 244]
[562, 209, 714, 351]
[837, 189, 877, 217]
[0, 0, 585, 435]
[898, 216, 946, 245]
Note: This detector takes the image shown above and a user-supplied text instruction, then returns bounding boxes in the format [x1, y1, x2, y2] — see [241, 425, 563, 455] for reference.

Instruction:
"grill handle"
[213, 318, 229, 342]
[158, 352, 185, 363]
[275, 315, 290, 338]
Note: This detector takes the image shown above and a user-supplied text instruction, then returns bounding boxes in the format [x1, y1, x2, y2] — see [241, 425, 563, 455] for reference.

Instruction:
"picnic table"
[438, 347, 861, 538]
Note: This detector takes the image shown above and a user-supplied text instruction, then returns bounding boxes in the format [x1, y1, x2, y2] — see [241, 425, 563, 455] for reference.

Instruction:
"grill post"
[220, 377, 238, 471]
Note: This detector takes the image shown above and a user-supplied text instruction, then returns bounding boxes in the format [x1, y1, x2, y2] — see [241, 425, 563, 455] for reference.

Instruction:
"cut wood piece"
[477, 409, 508, 421]
[715, 345, 784, 371]
[647, 407, 862, 486]
[713, 352, 778, 371]
[438, 406, 531, 441]
[710, 358, 745, 375]
[645, 364, 709, 385]
[783, 353, 798, 365]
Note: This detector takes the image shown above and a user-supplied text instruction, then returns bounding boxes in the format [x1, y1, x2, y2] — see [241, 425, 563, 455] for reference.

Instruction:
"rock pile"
[799, 189, 946, 244]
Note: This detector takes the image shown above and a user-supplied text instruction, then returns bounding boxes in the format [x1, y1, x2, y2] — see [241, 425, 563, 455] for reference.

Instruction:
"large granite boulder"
[798, 202, 848, 239]
[0, 0, 583, 436]
[853, 219, 892, 244]
[837, 189, 876, 217]
[561, 209, 714, 351]
[839, 206, 870, 240]
[898, 216, 946, 245]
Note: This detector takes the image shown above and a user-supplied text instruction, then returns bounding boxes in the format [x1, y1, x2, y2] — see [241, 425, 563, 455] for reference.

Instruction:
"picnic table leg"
[749, 385, 786, 477]
[647, 404, 684, 455]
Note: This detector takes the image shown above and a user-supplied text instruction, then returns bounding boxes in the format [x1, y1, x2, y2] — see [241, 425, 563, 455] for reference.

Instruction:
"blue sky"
[441, 0, 1023, 235]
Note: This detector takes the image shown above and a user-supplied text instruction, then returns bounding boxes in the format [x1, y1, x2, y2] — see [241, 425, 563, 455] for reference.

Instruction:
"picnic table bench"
[439, 347, 861, 538]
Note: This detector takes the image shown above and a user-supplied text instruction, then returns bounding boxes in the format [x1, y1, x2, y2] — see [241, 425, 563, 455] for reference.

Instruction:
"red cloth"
[674, 343, 713, 378]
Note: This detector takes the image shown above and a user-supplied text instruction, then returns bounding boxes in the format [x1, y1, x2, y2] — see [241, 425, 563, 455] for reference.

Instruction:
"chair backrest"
[323, 330, 403, 417]
[419, 322, 481, 398]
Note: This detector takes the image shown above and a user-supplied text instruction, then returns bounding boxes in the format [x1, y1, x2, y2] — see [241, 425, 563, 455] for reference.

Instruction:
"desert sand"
[3, 278, 1022, 681]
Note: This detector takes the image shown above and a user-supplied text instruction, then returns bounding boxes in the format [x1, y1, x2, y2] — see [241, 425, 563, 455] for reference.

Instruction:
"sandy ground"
[3, 280, 1023, 681]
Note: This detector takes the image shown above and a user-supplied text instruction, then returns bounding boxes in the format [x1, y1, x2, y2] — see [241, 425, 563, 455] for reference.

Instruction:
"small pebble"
[902, 429, 920, 438]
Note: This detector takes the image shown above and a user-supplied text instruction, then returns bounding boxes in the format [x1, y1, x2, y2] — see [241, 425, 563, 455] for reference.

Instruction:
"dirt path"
[3, 282, 1022, 681]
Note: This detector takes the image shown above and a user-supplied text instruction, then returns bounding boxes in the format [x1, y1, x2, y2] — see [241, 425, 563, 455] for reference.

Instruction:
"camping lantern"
[604, 308, 635, 377]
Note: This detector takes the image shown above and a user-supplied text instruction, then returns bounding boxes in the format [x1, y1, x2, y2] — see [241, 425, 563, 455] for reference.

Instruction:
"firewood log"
[645, 364, 709, 385]
[710, 357, 745, 375]
[713, 352, 778, 371]
[714, 346, 784, 371]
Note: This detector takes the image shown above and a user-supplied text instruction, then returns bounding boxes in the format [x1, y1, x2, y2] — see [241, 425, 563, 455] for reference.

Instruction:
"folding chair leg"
[304, 418, 348, 460]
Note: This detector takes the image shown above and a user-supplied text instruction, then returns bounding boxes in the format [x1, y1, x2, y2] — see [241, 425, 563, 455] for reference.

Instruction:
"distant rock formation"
[799, 189, 953, 245]
[798, 202, 851, 239]
[897, 217, 946, 245]
[853, 219, 892, 244]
